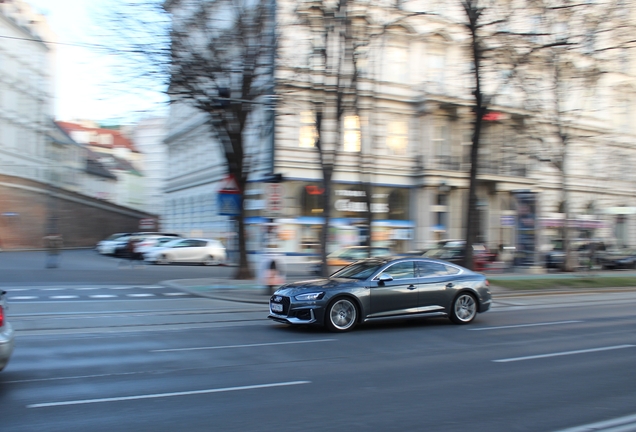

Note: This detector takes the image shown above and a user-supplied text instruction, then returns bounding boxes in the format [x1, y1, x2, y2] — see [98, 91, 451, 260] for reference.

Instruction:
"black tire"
[449, 292, 478, 325]
[157, 254, 171, 265]
[325, 297, 358, 332]
[203, 255, 218, 266]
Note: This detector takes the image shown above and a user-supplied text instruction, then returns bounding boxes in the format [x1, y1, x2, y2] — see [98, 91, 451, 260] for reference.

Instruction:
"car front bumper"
[268, 295, 325, 326]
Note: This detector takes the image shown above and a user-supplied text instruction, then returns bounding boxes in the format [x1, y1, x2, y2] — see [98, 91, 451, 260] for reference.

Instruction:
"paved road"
[3, 287, 636, 431]
[3, 250, 636, 431]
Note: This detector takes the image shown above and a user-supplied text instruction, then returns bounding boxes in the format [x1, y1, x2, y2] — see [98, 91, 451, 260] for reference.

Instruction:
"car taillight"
[485, 280, 490, 287]
[0, 306, 4, 327]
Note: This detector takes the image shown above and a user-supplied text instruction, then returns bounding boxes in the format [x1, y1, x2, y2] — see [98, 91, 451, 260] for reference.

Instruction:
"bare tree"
[101, 0, 277, 279]
[521, 0, 634, 271]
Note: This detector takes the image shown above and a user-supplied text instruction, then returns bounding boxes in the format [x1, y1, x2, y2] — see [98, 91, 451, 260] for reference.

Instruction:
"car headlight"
[294, 292, 325, 301]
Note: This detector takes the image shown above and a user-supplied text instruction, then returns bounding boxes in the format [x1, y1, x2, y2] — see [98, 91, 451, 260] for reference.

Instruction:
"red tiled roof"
[56, 121, 140, 153]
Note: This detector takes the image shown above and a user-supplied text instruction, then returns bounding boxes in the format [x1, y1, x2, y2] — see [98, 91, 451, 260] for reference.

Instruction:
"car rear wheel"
[450, 293, 477, 324]
[157, 254, 171, 265]
[325, 298, 358, 332]
[203, 256, 218, 266]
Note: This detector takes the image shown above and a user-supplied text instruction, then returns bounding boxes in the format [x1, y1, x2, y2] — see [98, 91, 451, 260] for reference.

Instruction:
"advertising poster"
[514, 192, 537, 266]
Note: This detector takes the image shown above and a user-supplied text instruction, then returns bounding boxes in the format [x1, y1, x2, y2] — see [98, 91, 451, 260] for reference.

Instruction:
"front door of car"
[172, 239, 195, 262]
[180, 240, 203, 262]
[415, 261, 460, 312]
[368, 261, 419, 318]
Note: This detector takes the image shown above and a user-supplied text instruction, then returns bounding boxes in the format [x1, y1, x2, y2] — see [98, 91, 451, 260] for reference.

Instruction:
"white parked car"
[134, 236, 182, 255]
[96, 233, 132, 255]
[144, 238, 227, 266]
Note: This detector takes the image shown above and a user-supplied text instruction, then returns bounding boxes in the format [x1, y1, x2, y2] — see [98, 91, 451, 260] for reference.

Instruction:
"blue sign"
[218, 193, 242, 217]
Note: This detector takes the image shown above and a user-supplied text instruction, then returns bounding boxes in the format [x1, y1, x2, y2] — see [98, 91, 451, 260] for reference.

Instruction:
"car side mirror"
[377, 274, 393, 285]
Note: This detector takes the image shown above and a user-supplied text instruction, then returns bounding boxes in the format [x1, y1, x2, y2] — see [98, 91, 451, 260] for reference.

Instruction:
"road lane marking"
[494, 344, 635, 363]
[152, 339, 337, 352]
[554, 412, 636, 432]
[9, 296, 38, 300]
[27, 381, 311, 408]
[75, 287, 100, 291]
[42, 288, 64, 291]
[163, 292, 188, 296]
[50, 296, 79, 299]
[470, 320, 583, 331]
[89, 295, 118, 299]
[126, 294, 155, 297]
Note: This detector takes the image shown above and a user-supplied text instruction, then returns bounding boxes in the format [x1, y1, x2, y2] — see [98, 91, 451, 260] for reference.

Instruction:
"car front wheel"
[450, 293, 477, 324]
[157, 254, 171, 265]
[325, 298, 358, 332]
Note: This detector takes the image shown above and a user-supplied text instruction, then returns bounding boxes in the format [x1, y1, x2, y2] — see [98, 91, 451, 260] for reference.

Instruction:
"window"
[428, 51, 445, 90]
[433, 120, 450, 158]
[385, 46, 408, 83]
[381, 261, 415, 280]
[416, 261, 449, 277]
[299, 112, 316, 148]
[386, 120, 408, 155]
[343, 116, 360, 152]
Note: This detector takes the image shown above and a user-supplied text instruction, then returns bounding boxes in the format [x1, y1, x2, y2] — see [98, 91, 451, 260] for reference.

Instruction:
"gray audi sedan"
[269, 256, 491, 332]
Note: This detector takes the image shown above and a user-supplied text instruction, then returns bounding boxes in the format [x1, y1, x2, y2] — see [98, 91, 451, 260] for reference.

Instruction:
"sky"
[26, 0, 166, 123]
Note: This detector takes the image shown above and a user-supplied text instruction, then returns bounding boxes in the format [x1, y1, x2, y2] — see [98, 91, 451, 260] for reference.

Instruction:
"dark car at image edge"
[269, 256, 491, 332]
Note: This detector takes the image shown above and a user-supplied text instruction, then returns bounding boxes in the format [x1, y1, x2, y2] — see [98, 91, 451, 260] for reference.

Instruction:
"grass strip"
[489, 276, 636, 290]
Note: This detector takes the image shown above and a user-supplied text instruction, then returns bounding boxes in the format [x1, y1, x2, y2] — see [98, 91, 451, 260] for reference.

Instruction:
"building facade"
[131, 117, 167, 218]
[163, 0, 636, 264]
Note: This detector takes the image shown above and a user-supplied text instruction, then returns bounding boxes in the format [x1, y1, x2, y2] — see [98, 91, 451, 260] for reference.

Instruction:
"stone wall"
[0, 175, 156, 250]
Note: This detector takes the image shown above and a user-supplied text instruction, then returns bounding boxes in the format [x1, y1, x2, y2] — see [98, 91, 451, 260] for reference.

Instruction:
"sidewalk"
[161, 273, 636, 305]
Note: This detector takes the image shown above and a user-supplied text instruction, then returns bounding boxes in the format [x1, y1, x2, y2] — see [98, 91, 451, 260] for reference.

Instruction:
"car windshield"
[330, 261, 383, 280]
[106, 233, 126, 241]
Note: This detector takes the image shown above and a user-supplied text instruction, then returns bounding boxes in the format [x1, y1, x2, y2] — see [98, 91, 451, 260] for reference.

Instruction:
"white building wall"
[0, 1, 54, 183]
[132, 117, 167, 217]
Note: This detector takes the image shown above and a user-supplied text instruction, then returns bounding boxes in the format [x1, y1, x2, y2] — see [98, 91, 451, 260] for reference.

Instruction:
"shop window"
[301, 184, 324, 216]
[388, 190, 408, 220]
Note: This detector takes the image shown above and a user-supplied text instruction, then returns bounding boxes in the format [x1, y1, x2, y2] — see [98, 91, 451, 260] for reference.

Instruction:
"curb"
[162, 280, 271, 305]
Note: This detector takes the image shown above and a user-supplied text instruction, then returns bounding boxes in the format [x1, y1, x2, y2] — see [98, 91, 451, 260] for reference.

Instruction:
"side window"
[382, 261, 415, 280]
[371, 248, 390, 257]
[416, 261, 449, 277]
[194, 240, 207, 247]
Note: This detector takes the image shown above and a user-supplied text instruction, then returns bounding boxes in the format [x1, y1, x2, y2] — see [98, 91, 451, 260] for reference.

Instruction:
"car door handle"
[446, 283, 454, 288]
[407, 285, 416, 290]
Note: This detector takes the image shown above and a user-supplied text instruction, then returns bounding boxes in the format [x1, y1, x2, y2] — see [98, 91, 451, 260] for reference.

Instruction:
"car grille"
[269, 295, 290, 315]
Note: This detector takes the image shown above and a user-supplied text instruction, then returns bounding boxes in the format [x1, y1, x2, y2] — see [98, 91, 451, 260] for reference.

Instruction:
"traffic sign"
[218, 193, 242, 216]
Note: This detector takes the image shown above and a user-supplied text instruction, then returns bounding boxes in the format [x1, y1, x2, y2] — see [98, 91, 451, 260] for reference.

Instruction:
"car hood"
[275, 278, 359, 296]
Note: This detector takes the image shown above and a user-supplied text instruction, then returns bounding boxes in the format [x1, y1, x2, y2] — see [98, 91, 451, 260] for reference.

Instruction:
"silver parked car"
[269, 256, 491, 332]
[144, 238, 227, 265]
[0, 290, 15, 371]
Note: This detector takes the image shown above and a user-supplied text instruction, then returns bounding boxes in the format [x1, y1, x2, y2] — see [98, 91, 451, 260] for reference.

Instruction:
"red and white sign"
[218, 174, 241, 194]
[265, 183, 284, 214]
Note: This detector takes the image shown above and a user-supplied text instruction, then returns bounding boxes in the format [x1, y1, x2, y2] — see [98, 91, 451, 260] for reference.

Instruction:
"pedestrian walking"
[44, 234, 63, 268]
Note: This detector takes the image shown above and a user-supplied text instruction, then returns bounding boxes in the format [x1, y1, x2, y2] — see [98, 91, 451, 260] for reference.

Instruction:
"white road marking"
[75, 287, 100, 291]
[152, 339, 337, 353]
[127, 294, 155, 298]
[163, 292, 188, 296]
[494, 345, 636, 363]
[42, 288, 64, 291]
[109, 287, 134, 290]
[7, 288, 28, 292]
[27, 381, 311, 408]
[9, 296, 38, 300]
[554, 412, 636, 432]
[470, 320, 583, 331]
[50, 296, 79, 299]
[89, 295, 118, 299]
